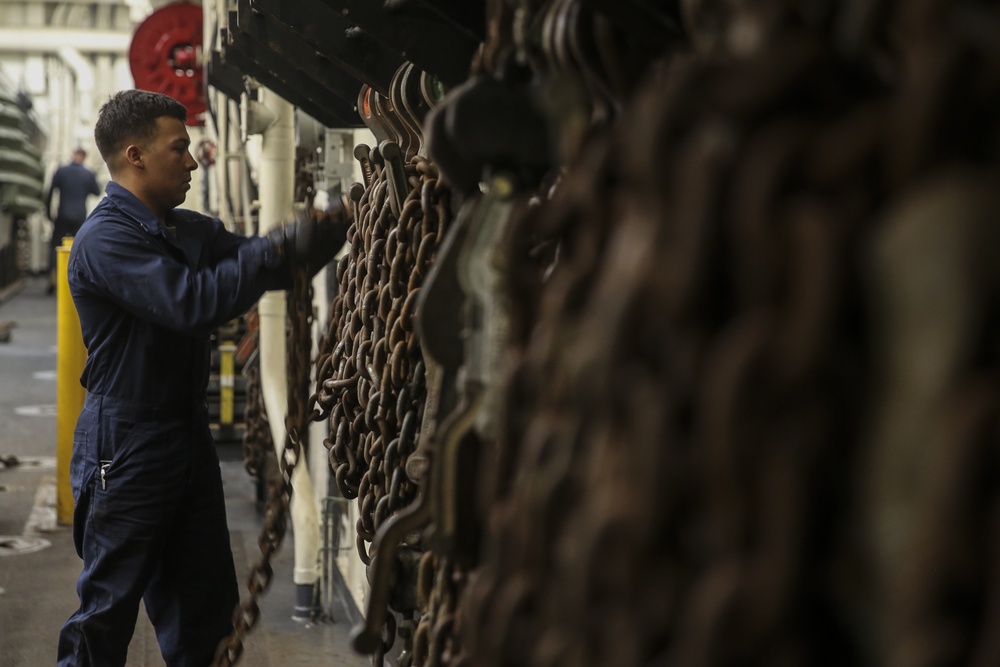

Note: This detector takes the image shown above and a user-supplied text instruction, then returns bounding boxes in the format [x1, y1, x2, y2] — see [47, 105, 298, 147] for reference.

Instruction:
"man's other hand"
[266, 195, 352, 274]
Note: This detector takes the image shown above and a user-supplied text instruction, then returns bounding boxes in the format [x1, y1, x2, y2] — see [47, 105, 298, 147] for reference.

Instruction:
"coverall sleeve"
[205, 218, 293, 292]
[74, 220, 282, 336]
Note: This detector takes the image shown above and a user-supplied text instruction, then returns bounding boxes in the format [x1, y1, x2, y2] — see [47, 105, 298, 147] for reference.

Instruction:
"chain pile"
[313, 149, 454, 663]
[458, 1, 1000, 666]
[215, 269, 313, 666]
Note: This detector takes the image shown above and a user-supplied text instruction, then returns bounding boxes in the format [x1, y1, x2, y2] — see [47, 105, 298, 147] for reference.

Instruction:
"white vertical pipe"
[256, 88, 320, 588]
[57, 47, 93, 137]
[309, 270, 330, 513]
[233, 98, 251, 236]
[216, 90, 232, 227]
[94, 54, 114, 127]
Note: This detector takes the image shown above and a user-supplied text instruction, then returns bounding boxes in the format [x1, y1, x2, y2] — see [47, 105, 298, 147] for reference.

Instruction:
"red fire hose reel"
[128, 2, 205, 125]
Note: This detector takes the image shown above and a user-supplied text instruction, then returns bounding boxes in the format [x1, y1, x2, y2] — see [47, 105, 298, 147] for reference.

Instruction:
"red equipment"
[128, 2, 206, 125]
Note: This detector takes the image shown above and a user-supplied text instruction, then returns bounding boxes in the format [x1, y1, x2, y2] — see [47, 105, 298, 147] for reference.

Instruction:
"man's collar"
[104, 181, 168, 236]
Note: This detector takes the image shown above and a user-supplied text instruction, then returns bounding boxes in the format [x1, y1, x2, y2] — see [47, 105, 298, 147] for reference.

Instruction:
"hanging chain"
[285, 259, 314, 469]
[411, 553, 469, 667]
[463, 50, 885, 667]
[241, 309, 272, 481]
[458, 1, 1000, 666]
[312, 150, 453, 665]
[214, 267, 313, 666]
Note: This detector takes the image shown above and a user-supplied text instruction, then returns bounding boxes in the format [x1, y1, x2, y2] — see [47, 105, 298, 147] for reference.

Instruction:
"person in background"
[45, 147, 100, 294]
[56, 89, 347, 667]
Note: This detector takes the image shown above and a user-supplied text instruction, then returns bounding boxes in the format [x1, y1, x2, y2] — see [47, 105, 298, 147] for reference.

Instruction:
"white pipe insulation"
[57, 48, 94, 134]
[255, 88, 321, 588]
[0, 29, 130, 53]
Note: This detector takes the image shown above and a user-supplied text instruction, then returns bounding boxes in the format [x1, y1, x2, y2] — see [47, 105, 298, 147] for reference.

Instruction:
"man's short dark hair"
[94, 90, 187, 168]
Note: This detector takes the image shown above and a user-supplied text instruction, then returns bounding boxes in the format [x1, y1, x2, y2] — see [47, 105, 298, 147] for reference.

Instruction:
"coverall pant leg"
[143, 419, 240, 666]
[57, 397, 239, 667]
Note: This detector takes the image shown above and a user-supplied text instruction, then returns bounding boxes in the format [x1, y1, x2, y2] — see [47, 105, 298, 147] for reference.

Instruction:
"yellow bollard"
[218, 341, 236, 426]
[56, 237, 86, 526]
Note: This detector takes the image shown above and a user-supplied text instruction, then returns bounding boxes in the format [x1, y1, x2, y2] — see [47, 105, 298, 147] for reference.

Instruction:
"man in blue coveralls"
[56, 90, 347, 666]
[45, 147, 100, 294]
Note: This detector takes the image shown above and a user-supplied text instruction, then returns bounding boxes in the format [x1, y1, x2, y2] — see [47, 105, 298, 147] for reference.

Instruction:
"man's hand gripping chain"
[266, 194, 352, 274]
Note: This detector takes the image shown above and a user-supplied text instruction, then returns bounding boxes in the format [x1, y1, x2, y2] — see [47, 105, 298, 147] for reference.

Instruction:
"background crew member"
[44, 147, 100, 294]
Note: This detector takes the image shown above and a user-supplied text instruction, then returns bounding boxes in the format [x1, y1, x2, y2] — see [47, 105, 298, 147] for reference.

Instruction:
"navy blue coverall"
[57, 182, 289, 667]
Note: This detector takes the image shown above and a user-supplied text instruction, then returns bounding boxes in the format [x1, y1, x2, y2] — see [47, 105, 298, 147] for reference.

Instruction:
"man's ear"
[124, 144, 143, 169]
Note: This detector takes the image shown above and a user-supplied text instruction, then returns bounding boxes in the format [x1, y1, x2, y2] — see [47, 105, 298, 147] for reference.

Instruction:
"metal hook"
[372, 89, 410, 155]
[379, 140, 409, 219]
[357, 85, 390, 144]
[389, 63, 423, 158]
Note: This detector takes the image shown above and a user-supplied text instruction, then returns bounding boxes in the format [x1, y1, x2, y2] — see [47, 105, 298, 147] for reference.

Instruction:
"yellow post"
[219, 341, 236, 425]
[56, 237, 86, 526]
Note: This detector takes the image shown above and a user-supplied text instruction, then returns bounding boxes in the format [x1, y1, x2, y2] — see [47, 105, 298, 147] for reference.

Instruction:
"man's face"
[141, 116, 198, 213]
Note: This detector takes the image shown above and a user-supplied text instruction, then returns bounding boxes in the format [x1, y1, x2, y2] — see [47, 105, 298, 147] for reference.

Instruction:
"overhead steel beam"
[317, 0, 478, 87]
[207, 49, 246, 102]
[248, 0, 402, 96]
[411, 0, 486, 42]
[223, 23, 362, 128]
[224, 45, 358, 129]
[237, 0, 365, 106]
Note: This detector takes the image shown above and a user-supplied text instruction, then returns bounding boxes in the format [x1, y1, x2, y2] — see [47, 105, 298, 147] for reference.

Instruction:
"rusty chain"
[411, 553, 468, 667]
[285, 251, 315, 475]
[214, 266, 313, 666]
[241, 308, 273, 483]
[456, 2, 1000, 667]
[313, 147, 454, 665]
[464, 32, 882, 667]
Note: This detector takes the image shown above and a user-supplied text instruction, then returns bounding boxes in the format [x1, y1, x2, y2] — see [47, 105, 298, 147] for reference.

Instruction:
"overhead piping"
[0, 29, 130, 53]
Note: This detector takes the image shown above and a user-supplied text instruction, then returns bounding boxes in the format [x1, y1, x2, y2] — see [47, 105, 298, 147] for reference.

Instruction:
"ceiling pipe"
[0, 28, 130, 53]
